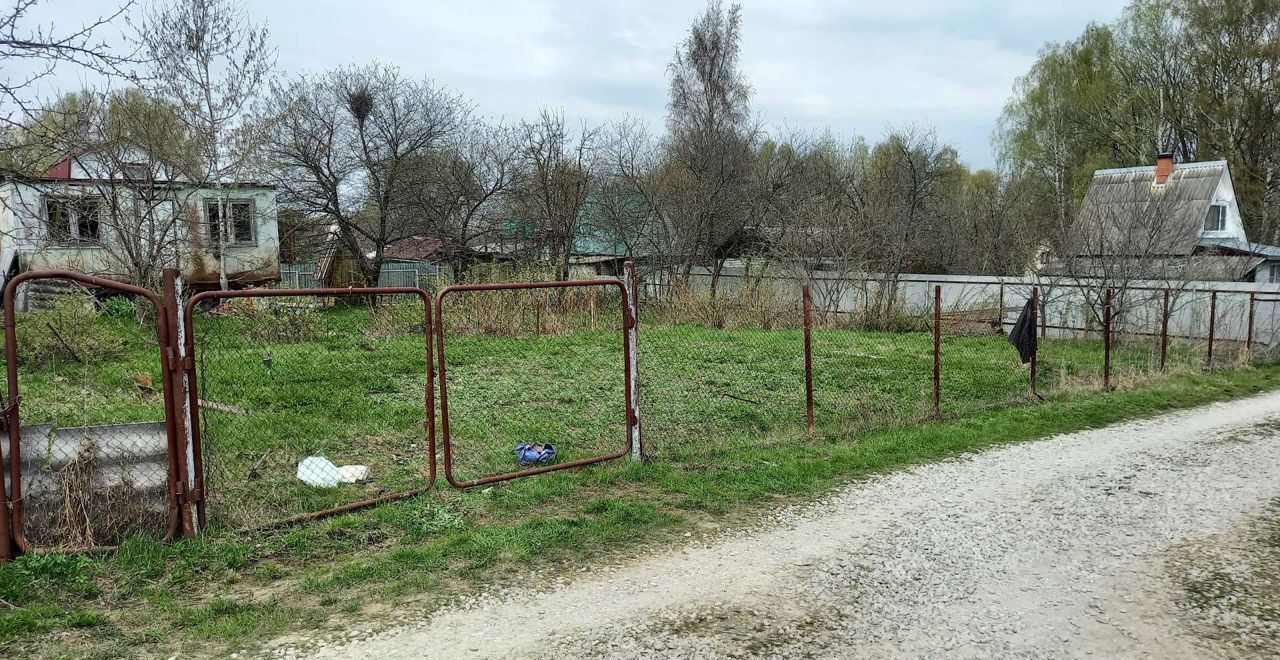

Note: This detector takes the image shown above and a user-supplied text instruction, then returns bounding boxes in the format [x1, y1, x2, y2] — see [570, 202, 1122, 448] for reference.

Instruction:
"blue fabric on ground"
[515, 443, 557, 465]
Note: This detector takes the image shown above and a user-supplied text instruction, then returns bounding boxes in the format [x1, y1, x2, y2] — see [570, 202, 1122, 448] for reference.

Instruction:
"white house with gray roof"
[1057, 154, 1280, 283]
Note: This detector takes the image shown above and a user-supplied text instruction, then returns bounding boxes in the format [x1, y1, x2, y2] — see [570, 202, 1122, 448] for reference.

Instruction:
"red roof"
[384, 235, 444, 262]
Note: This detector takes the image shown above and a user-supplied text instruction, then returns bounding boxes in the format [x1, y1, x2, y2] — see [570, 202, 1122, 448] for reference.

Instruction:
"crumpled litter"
[515, 443, 557, 466]
[296, 456, 370, 488]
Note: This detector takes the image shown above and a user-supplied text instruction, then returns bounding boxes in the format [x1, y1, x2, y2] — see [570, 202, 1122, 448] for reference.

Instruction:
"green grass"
[0, 302, 1275, 657]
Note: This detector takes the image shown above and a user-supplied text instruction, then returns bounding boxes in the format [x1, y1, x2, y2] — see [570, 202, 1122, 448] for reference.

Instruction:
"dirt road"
[308, 391, 1280, 659]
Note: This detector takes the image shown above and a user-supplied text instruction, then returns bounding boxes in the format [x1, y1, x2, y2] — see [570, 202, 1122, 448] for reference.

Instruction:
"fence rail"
[0, 264, 1274, 559]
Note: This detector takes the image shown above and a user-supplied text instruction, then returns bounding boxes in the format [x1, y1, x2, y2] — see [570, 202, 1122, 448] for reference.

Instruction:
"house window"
[1269, 264, 1280, 284]
[1204, 204, 1227, 231]
[205, 199, 256, 246]
[122, 162, 149, 180]
[44, 197, 102, 245]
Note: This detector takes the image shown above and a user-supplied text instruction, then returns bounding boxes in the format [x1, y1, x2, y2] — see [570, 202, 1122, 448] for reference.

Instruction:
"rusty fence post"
[1103, 288, 1113, 390]
[1206, 291, 1217, 370]
[802, 283, 815, 435]
[1160, 288, 1170, 372]
[162, 269, 196, 538]
[933, 284, 942, 417]
[0, 277, 16, 561]
[1030, 286, 1039, 398]
[622, 261, 644, 461]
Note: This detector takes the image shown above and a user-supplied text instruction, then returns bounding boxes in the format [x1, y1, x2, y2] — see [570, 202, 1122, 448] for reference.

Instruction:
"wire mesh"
[805, 278, 934, 432]
[435, 281, 629, 487]
[4, 278, 174, 551]
[636, 274, 807, 457]
[937, 281, 1032, 417]
[187, 290, 434, 530]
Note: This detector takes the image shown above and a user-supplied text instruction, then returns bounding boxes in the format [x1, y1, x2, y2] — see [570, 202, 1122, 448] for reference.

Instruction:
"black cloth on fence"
[1008, 298, 1037, 364]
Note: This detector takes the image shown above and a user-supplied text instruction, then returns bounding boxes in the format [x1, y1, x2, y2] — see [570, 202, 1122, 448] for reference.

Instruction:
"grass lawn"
[0, 301, 1272, 657]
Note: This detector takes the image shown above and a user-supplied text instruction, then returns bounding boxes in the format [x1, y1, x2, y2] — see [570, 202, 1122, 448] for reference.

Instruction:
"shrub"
[223, 298, 322, 343]
[361, 299, 426, 340]
[16, 296, 127, 367]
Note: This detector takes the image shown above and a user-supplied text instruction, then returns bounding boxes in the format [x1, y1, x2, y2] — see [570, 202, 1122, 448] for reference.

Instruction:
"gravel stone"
[306, 391, 1280, 659]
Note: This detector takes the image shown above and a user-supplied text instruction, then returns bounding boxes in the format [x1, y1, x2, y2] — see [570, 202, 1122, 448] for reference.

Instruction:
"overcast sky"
[22, 0, 1130, 169]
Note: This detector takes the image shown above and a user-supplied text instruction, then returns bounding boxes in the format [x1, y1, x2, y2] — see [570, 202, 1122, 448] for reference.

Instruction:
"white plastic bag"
[335, 465, 369, 483]
[296, 456, 340, 488]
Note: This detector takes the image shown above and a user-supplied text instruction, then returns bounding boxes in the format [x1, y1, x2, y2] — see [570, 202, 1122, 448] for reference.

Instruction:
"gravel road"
[307, 390, 1280, 659]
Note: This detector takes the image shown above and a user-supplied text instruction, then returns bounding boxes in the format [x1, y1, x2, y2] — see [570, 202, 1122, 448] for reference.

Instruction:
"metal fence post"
[0, 278, 15, 560]
[623, 261, 644, 461]
[1103, 288, 1113, 390]
[1030, 286, 1039, 397]
[802, 283, 815, 435]
[1160, 288, 1170, 371]
[1206, 291, 1217, 370]
[162, 269, 196, 537]
[933, 284, 942, 417]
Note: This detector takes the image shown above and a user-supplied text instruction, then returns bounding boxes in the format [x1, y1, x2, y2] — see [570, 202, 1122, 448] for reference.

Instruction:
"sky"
[16, 0, 1131, 169]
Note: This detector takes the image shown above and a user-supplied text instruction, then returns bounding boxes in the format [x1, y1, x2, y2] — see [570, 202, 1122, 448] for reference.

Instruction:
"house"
[1057, 154, 1280, 283]
[0, 150, 280, 290]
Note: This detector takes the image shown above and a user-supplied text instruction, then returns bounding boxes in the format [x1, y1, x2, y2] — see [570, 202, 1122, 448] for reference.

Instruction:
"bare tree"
[664, 0, 759, 294]
[136, 0, 274, 288]
[0, 0, 138, 175]
[397, 118, 519, 281]
[259, 64, 467, 289]
[510, 108, 598, 282]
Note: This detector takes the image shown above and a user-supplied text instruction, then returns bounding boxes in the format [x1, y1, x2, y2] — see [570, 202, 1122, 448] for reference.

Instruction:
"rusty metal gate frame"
[181, 287, 437, 530]
[2, 270, 187, 555]
[434, 279, 635, 489]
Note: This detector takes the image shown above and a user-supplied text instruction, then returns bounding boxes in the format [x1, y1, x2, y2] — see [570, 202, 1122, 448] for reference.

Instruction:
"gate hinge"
[182, 355, 195, 371]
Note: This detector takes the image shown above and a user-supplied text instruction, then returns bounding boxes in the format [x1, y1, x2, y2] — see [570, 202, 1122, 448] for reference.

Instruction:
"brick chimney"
[1154, 152, 1175, 184]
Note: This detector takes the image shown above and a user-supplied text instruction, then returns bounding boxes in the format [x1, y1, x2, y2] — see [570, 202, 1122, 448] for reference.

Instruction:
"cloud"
[12, 0, 1130, 168]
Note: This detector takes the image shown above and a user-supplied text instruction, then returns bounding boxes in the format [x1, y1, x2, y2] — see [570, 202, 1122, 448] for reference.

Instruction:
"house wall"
[0, 180, 280, 287]
[1197, 169, 1249, 243]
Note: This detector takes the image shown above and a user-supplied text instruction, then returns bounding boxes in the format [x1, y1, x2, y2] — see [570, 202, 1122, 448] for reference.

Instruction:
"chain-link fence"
[2, 273, 179, 552]
[185, 288, 435, 531]
[4, 263, 1279, 558]
[435, 280, 631, 487]
[635, 276, 807, 457]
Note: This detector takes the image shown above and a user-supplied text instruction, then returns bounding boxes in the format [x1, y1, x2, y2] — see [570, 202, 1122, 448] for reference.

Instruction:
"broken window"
[44, 196, 102, 244]
[205, 199, 256, 246]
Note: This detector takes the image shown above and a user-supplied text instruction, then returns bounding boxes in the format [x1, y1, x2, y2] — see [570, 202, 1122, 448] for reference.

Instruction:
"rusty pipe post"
[162, 269, 195, 538]
[1160, 288, 1170, 372]
[1206, 291, 1218, 370]
[1103, 288, 1113, 390]
[1030, 286, 1039, 398]
[802, 283, 815, 435]
[622, 261, 644, 461]
[933, 285, 942, 417]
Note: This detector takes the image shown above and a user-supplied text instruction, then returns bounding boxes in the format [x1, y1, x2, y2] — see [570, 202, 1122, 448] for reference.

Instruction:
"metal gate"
[434, 279, 635, 488]
[2, 271, 186, 555]
[181, 286, 437, 530]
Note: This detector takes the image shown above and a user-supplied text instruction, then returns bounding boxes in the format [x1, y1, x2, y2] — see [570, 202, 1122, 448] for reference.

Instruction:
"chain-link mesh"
[189, 292, 433, 530]
[805, 278, 934, 431]
[936, 281, 1032, 417]
[5, 279, 173, 550]
[636, 275, 806, 457]
[436, 283, 628, 486]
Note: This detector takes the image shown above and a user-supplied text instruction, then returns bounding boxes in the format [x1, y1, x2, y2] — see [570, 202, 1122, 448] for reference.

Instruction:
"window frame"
[42, 195, 103, 247]
[1268, 263, 1280, 285]
[1204, 203, 1227, 232]
[204, 197, 258, 247]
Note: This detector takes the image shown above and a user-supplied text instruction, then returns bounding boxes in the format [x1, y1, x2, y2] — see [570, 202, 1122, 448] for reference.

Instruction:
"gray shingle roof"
[1073, 161, 1226, 257]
